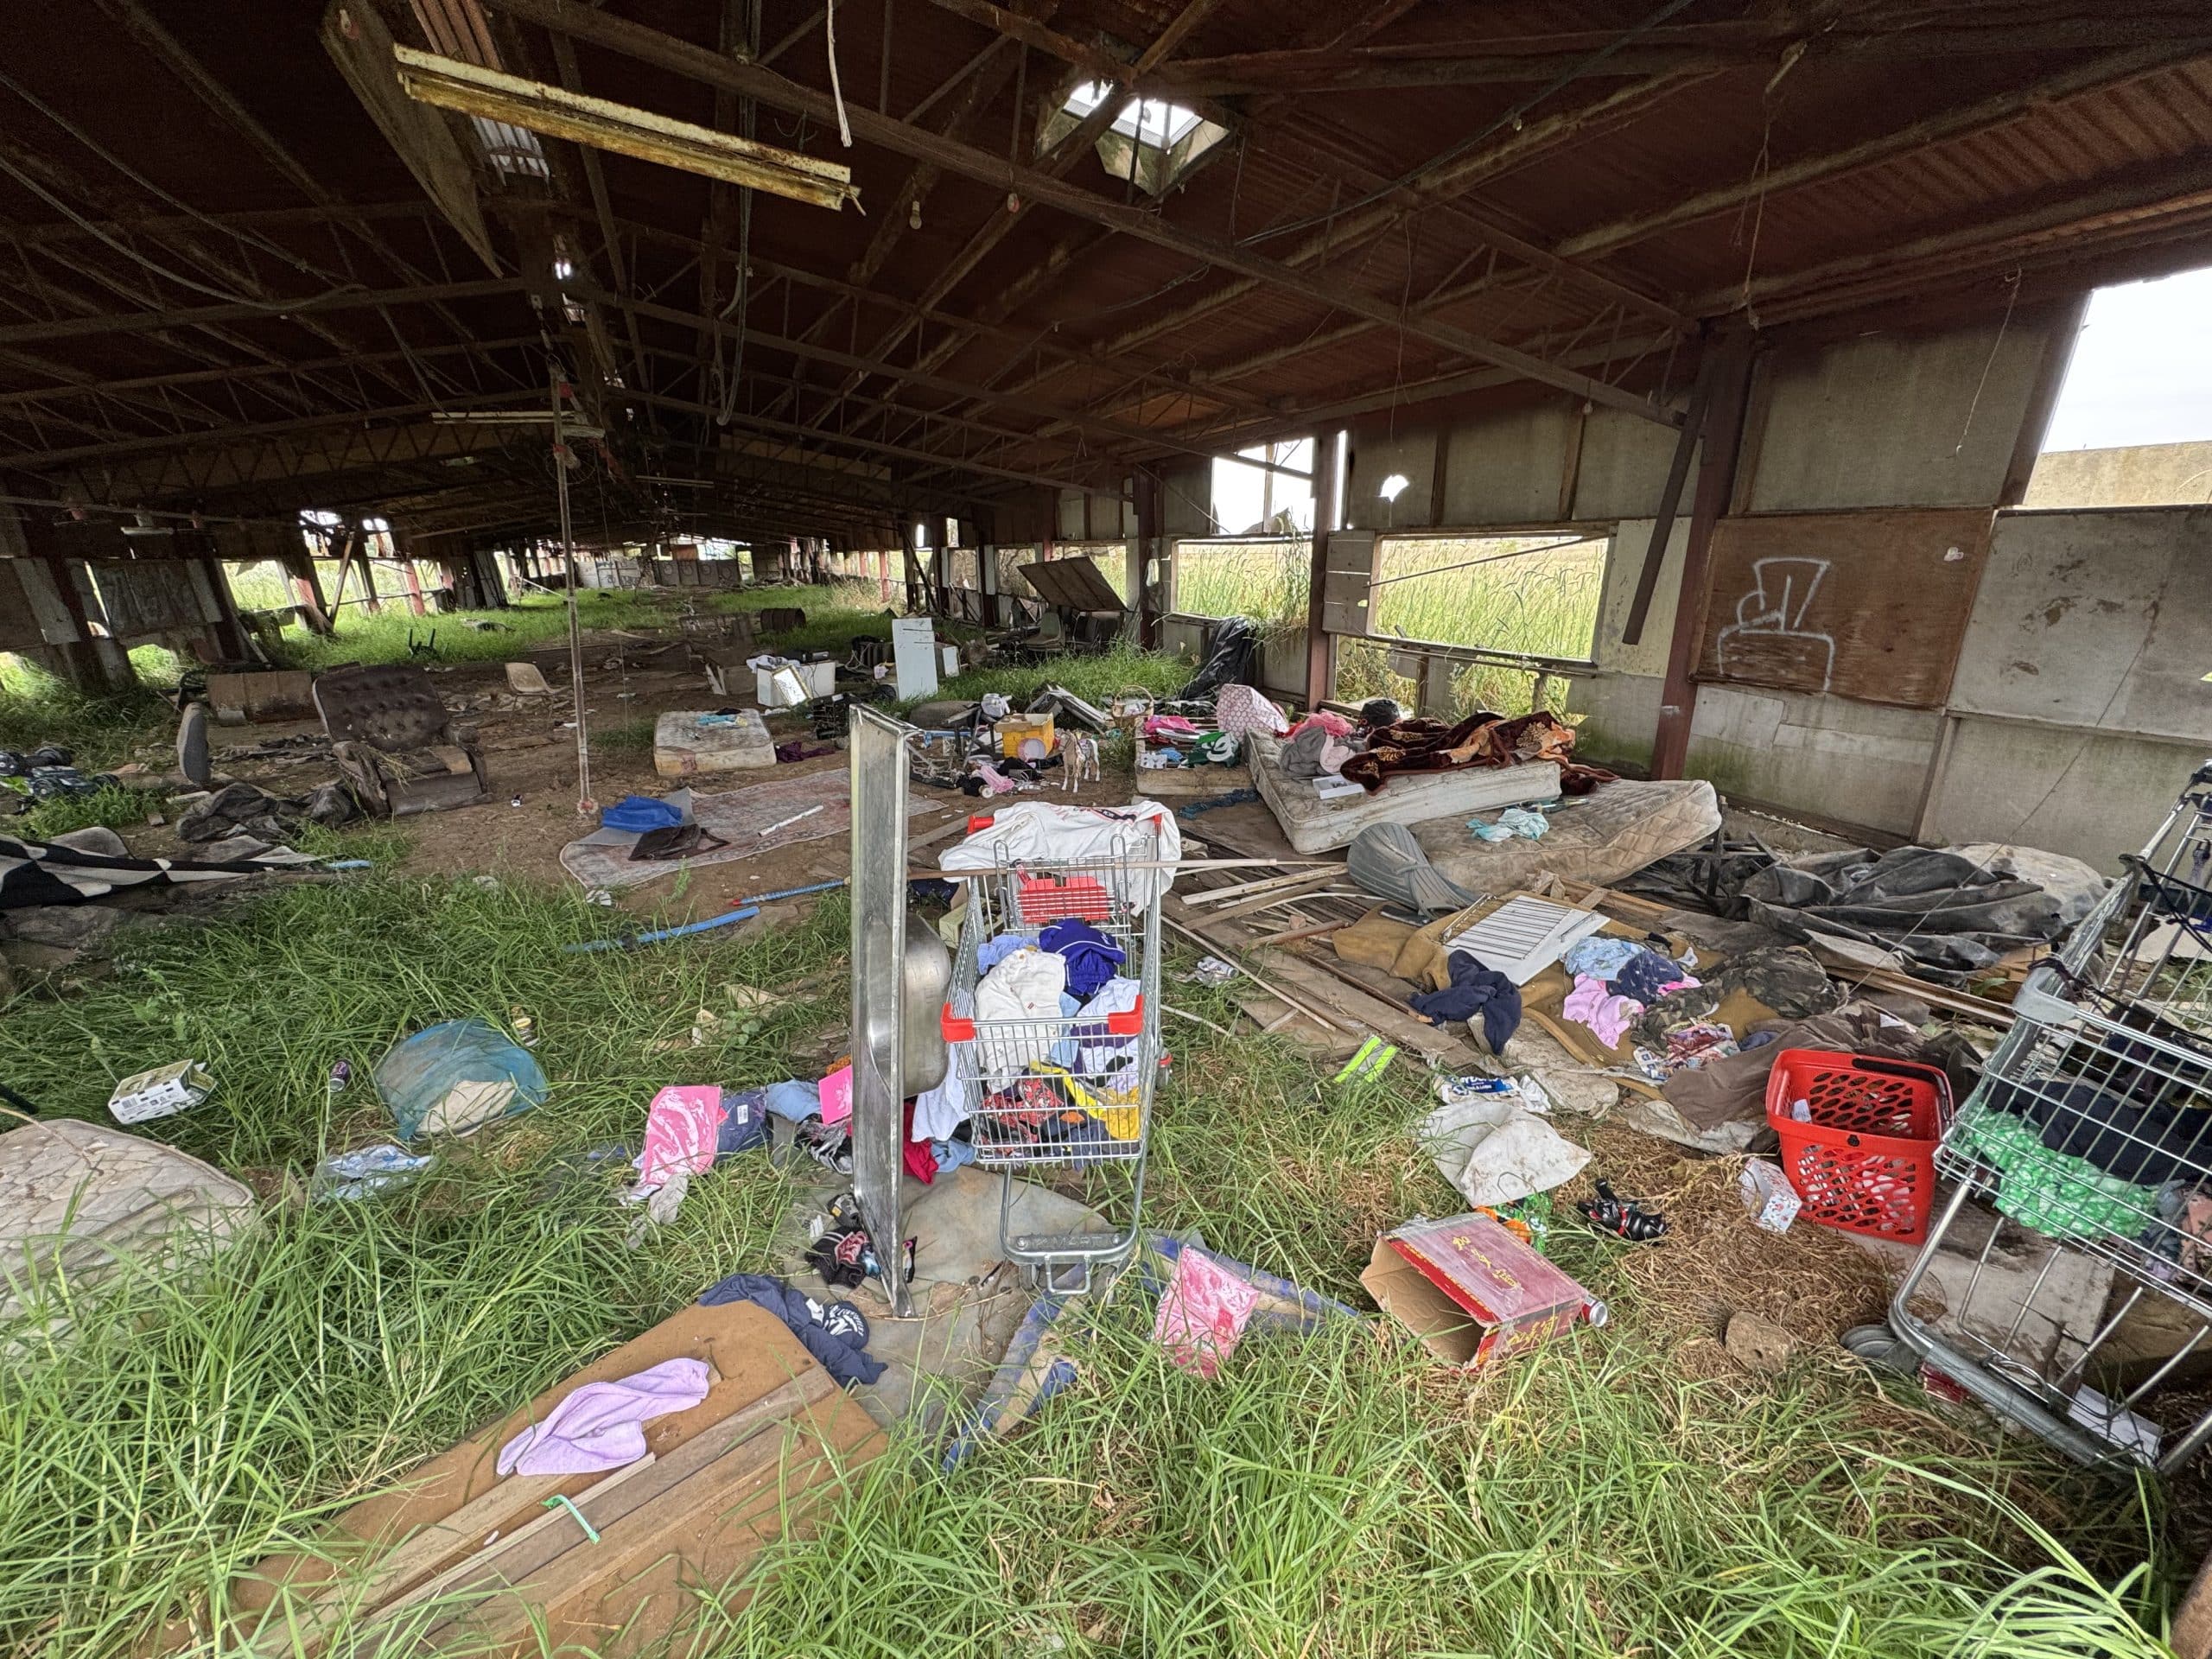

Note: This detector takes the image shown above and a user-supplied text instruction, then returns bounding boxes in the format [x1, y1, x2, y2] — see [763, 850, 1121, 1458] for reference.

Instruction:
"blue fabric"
[931, 1137, 976, 1173]
[976, 931, 1030, 972]
[1039, 918, 1125, 998]
[716, 1088, 772, 1155]
[1408, 951, 1522, 1054]
[374, 1018, 546, 1142]
[762, 1078, 823, 1122]
[600, 794, 684, 832]
[1611, 948, 1688, 1004]
[697, 1271, 885, 1387]
[1561, 937, 1640, 982]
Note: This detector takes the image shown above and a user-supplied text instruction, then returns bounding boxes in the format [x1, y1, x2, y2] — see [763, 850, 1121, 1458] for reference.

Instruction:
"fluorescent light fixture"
[392, 46, 859, 210]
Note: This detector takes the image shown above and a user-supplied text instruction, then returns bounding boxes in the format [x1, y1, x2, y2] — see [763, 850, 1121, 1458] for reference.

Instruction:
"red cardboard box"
[1361, 1212, 1597, 1372]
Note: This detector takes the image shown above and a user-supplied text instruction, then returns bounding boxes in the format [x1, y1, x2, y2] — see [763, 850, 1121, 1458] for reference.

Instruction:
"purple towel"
[493, 1357, 711, 1476]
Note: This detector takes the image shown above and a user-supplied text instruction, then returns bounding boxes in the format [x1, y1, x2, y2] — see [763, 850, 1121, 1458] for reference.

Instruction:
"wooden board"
[1691, 507, 1993, 709]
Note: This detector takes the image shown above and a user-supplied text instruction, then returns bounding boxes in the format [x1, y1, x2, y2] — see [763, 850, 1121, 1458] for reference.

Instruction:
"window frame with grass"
[1333, 524, 1613, 719]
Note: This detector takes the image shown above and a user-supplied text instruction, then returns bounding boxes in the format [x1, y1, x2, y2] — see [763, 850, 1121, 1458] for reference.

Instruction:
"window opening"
[1043, 79, 1229, 197]
[2027, 264, 2212, 507]
[1209, 437, 1313, 535]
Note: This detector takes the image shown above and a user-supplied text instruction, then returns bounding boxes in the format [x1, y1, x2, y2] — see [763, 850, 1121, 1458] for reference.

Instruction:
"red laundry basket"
[1764, 1048, 1953, 1244]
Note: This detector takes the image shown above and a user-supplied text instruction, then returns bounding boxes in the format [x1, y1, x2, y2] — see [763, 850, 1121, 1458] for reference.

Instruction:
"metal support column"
[1305, 429, 1344, 713]
[1651, 331, 1757, 780]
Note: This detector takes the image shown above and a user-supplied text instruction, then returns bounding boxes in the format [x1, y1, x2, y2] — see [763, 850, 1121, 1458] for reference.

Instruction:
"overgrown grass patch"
[0, 670, 171, 772]
[268, 592, 670, 672]
[925, 643, 1190, 715]
[10, 784, 167, 842]
[0, 874, 2183, 1658]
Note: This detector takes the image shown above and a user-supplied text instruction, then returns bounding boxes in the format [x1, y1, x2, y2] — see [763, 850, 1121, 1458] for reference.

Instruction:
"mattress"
[1417, 778, 1721, 893]
[1246, 733, 1560, 855]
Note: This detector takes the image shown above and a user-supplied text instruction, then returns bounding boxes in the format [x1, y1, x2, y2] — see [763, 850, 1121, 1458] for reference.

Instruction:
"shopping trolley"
[939, 814, 1165, 1294]
[1886, 762, 2212, 1473]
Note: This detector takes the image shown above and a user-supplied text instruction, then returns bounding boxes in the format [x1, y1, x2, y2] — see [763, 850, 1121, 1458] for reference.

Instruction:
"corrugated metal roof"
[3, 0, 2210, 543]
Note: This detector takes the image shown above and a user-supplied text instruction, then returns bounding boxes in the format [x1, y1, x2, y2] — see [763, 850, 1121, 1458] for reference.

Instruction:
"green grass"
[10, 784, 167, 842]
[0, 669, 171, 773]
[0, 863, 2188, 1659]
[923, 643, 1191, 715]
[705, 579, 904, 658]
[267, 591, 672, 672]
[1171, 533, 1605, 716]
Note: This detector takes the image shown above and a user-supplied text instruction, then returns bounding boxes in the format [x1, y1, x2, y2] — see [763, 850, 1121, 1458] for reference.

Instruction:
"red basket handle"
[941, 1001, 975, 1042]
[1105, 997, 1144, 1036]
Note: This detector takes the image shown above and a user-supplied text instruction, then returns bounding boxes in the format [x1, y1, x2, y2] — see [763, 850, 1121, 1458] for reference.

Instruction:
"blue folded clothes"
[1039, 917, 1126, 998]
[600, 794, 685, 833]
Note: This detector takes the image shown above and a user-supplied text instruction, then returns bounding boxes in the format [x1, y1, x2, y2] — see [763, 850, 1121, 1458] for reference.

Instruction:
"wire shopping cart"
[939, 814, 1166, 1294]
[1887, 762, 2212, 1473]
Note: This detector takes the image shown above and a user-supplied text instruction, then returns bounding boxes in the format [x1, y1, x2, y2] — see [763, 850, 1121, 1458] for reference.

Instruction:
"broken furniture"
[1011, 556, 1126, 655]
[313, 664, 491, 817]
[204, 668, 317, 725]
[217, 1300, 883, 1659]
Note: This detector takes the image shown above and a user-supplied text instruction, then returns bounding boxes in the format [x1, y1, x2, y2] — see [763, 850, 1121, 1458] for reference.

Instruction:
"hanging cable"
[824, 0, 854, 147]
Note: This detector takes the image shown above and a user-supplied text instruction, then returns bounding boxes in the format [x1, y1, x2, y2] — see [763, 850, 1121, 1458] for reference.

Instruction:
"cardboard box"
[1361, 1212, 1595, 1372]
[998, 713, 1056, 758]
[219, 1301, 884, 1658]
[107, 1059, 213, 1125]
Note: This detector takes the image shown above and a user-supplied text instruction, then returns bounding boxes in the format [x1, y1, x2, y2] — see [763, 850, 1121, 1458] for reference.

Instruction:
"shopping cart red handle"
[941, 996, 1143, 1042]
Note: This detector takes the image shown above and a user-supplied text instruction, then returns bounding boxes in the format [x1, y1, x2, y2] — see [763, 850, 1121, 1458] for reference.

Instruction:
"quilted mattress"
[1246, 733, 1561, 855]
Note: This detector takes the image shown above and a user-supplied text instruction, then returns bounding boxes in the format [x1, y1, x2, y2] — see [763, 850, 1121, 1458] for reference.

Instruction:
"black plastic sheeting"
[1173, 617, 1262, 700]
[1624, 842, 2088, 981]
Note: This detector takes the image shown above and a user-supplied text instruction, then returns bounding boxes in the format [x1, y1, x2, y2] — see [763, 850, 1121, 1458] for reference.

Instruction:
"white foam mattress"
[1246, 733, 1560, 855]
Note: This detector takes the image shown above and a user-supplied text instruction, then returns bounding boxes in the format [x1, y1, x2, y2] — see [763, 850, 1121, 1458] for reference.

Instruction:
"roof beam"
[1703, 156, 2212, 324]
[0, 334, 538, 413]
[633, 391, 1099, 491]
[485, 0, 1679, 426]
[0, 278, 528, 347]
[587, 283, 1248, 465]
[1155, 10, 2212, 93]
[1554, 45, 2199, 264]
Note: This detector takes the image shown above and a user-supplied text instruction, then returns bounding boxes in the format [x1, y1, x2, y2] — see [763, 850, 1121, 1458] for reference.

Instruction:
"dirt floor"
[172, 633, 1155, 931]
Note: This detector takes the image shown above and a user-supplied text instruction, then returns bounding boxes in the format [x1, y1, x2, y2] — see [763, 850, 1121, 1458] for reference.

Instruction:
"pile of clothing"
[1339, 709, 1615, 796]
[916, 925, 1148, 1160]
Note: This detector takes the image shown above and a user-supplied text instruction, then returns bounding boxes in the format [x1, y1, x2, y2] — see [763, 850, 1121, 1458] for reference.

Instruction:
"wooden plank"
[355, 1373, 836, 1657]
[1691, 507, 1995, 709]
[1185, 868, 1343, 913]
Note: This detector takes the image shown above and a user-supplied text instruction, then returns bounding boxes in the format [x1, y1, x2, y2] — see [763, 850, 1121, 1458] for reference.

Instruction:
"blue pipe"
[562, 877, 848, 954]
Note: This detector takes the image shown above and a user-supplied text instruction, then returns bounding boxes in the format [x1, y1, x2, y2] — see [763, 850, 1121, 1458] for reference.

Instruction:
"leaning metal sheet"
[848, 707, 917, 1317]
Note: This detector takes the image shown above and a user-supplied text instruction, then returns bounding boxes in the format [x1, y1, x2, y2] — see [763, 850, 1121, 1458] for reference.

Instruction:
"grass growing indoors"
[0, 863, 2187, 1658]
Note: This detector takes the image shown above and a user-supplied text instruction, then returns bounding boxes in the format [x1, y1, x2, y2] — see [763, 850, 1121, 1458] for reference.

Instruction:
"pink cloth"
[1153, 1247, 1261, 1379]
[1213, 683, 1289, 741]
[819, 1063, 854, 1127]
[1562, 975, 1643, 1048]
[639, 1085, 726, 1188]
[1142, 715, 1201, 741]
[494, 1357, 711, 1476]
[1290, 710, 1355, 739]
